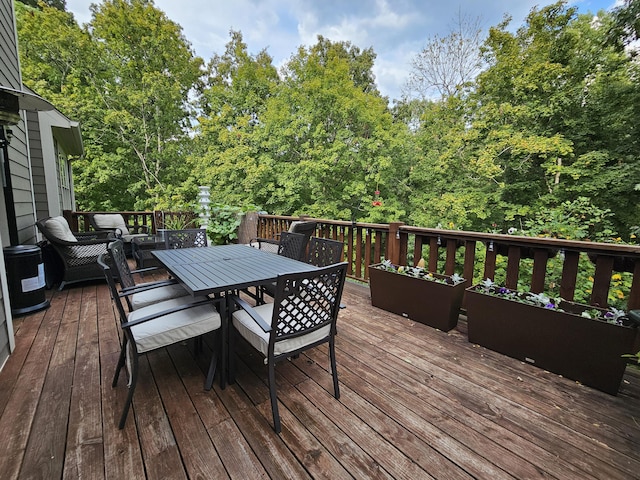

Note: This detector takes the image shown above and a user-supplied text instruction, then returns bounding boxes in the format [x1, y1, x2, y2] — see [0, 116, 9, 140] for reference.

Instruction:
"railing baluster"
[560, 251, 580, 302]
[591, 255, 614, 307]
[445, 239, 457, 276]
[505, 246, 521, 290]
[531, 249, 549, 293]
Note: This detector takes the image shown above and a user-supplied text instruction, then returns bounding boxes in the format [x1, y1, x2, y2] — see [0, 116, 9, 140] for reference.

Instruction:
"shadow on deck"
[1, 276, 639, 479]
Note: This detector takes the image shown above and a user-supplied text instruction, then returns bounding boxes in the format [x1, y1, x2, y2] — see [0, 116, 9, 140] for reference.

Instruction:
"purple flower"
[498, 287, 509, 294]
[544, 303, 556, 309]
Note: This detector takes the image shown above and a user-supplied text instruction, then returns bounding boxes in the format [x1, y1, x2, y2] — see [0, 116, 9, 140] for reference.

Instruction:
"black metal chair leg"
[329, 338, 340, 399]
[205, 331, 219, 391]
[268, 361, 281, 433]
[228, 325, 236, 385]
[118, 352, 138, 429]
[112, 337, 128, 387]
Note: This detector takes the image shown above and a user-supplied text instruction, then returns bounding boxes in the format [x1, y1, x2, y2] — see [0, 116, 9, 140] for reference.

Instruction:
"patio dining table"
[151, 243, 318, 297]
[152, 244, 319, 388]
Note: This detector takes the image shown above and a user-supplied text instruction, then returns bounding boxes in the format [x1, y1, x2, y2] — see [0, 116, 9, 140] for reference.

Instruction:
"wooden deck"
[1, 275, 640, 479]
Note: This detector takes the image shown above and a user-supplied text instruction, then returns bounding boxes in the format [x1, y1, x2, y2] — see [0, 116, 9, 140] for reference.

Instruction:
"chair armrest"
[74, 231, 113, 242]
[121, 297, 224, 329]
[120, 278, 179, 295]
[130, 266, 163, 276]
[129, 225, 149, 234]
[230, 295, 272, 333]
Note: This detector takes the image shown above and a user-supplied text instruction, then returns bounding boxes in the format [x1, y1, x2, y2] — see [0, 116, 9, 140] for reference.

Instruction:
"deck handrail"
[62, 210, 640, 309]
[257, 214, 640, 310]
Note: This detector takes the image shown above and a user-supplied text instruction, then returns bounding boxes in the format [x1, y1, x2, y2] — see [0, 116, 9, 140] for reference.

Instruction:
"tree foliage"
[15, 0, 640, 242]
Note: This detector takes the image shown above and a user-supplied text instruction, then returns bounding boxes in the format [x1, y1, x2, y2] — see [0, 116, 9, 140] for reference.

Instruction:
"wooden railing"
[64, 210, 197, 233]
[257, 214, 640, 310]
[62, 210, 640, 310]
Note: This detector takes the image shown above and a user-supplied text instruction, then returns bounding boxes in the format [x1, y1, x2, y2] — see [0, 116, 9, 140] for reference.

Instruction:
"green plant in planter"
[376, 259, 465, 285]
[207, 204, 243, 245]
[163, 213, 196, 230]
[476, 278, 629, 325]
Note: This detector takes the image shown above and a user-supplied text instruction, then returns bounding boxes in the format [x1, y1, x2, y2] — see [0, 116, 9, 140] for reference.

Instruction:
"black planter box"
[368, 264, 466, 332]
[465, 286, 639, 395]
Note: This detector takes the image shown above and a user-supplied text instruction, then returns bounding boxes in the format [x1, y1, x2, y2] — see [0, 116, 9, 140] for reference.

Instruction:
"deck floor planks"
[19, 286, 83, 479]
[97, 280, 147, 480]
[0, 286, 67, 479]
[339, 291, 640, 479]
[147, 346, 227, 479]
[380, 318, 640, 478]
[231, 354, 354, 479]
[0, 277, 639, 479]
[132, 353, 188, 480]
[331, 326, 601, 480]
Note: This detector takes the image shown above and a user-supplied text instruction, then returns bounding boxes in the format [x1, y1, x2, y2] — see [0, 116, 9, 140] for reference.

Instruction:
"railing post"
[388, 222, 404, 265]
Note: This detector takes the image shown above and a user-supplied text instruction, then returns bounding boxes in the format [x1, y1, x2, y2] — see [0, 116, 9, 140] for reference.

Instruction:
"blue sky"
[65, 0, 619, 102]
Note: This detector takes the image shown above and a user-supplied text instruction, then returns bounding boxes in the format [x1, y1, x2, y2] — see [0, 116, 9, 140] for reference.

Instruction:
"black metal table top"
[152, 244, 317, 296]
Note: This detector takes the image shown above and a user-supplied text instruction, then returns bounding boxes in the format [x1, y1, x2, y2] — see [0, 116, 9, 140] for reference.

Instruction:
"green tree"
[17, 0, 204, 210]
[86, 0, 204, 209]
[471, 1, 640, 238]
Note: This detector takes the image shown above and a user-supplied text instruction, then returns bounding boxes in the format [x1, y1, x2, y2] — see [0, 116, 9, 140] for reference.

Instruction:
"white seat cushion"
[45, 216, 77, 242]
[232, 302, 331, 359]
[130, 283, 192, 310]
[128, 297, 221, 353]
[121, 233, 148, 243]
[94, 213, 130, 235]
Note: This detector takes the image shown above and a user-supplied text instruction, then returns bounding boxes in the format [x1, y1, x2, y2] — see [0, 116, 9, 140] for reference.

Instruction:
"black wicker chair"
[89, 213, 148, 256]
[229, 262, 347, 433]
[98, 253, 225, 429]
[36, 216, 112, 290]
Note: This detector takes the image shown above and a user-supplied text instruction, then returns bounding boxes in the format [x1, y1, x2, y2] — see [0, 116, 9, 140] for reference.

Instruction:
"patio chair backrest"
[97, 253, 129, 323]
[306, 237, 344, 267]
[270, 262, 348, 344]
[277, 231, 306, 260]
[91, 213, 130, 235]
[38, 216, 78, 243]
[107, 240, 135, 290]
[164, 229, 207, 249]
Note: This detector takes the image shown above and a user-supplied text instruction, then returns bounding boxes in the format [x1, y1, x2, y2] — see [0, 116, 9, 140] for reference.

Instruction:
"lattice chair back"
[270, 262, 347, 349]
[108, 240, 136, 290]
[277, 231, 306, 260]
[164, 228, 207, 249]
[306, 237, 344, 267]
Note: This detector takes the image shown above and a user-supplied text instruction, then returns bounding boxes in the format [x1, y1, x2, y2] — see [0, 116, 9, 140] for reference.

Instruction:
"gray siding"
[27, 110, 48, 222]
[0, 0, 21, 367]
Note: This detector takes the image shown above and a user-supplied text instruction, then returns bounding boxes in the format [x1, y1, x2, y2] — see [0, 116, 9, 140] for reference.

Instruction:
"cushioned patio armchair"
[108, 239, 191, 311]
[98, 253, 225, 429]
[37, 216, 113, 290]
[89, 213, 149, 256]
[229, 262, 348, 433]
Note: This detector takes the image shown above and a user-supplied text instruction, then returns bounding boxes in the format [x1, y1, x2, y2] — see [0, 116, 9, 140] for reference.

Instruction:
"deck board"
[1, 276, 639, 479]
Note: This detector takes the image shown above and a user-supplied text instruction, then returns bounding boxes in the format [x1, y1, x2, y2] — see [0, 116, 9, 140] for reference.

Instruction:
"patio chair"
[107, 239, 191, 311]
[228, 262, 348, 433]
[163, 228, 207, 249]
[250, 220, 316, 260]
[89, 213, 148, 256]
[306, 237, 344, 267]
[98, 253, 225, 429]
[36, 216, 113, 290]
[256, 232, 307, 302]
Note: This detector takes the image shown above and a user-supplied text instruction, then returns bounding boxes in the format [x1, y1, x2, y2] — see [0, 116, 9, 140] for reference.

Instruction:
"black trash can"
[3, 245, 50, 316]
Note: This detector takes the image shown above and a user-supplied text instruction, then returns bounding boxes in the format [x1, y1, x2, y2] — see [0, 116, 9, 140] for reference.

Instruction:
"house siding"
[0, 0, 23, 367]
[27, 110, 48, 222]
